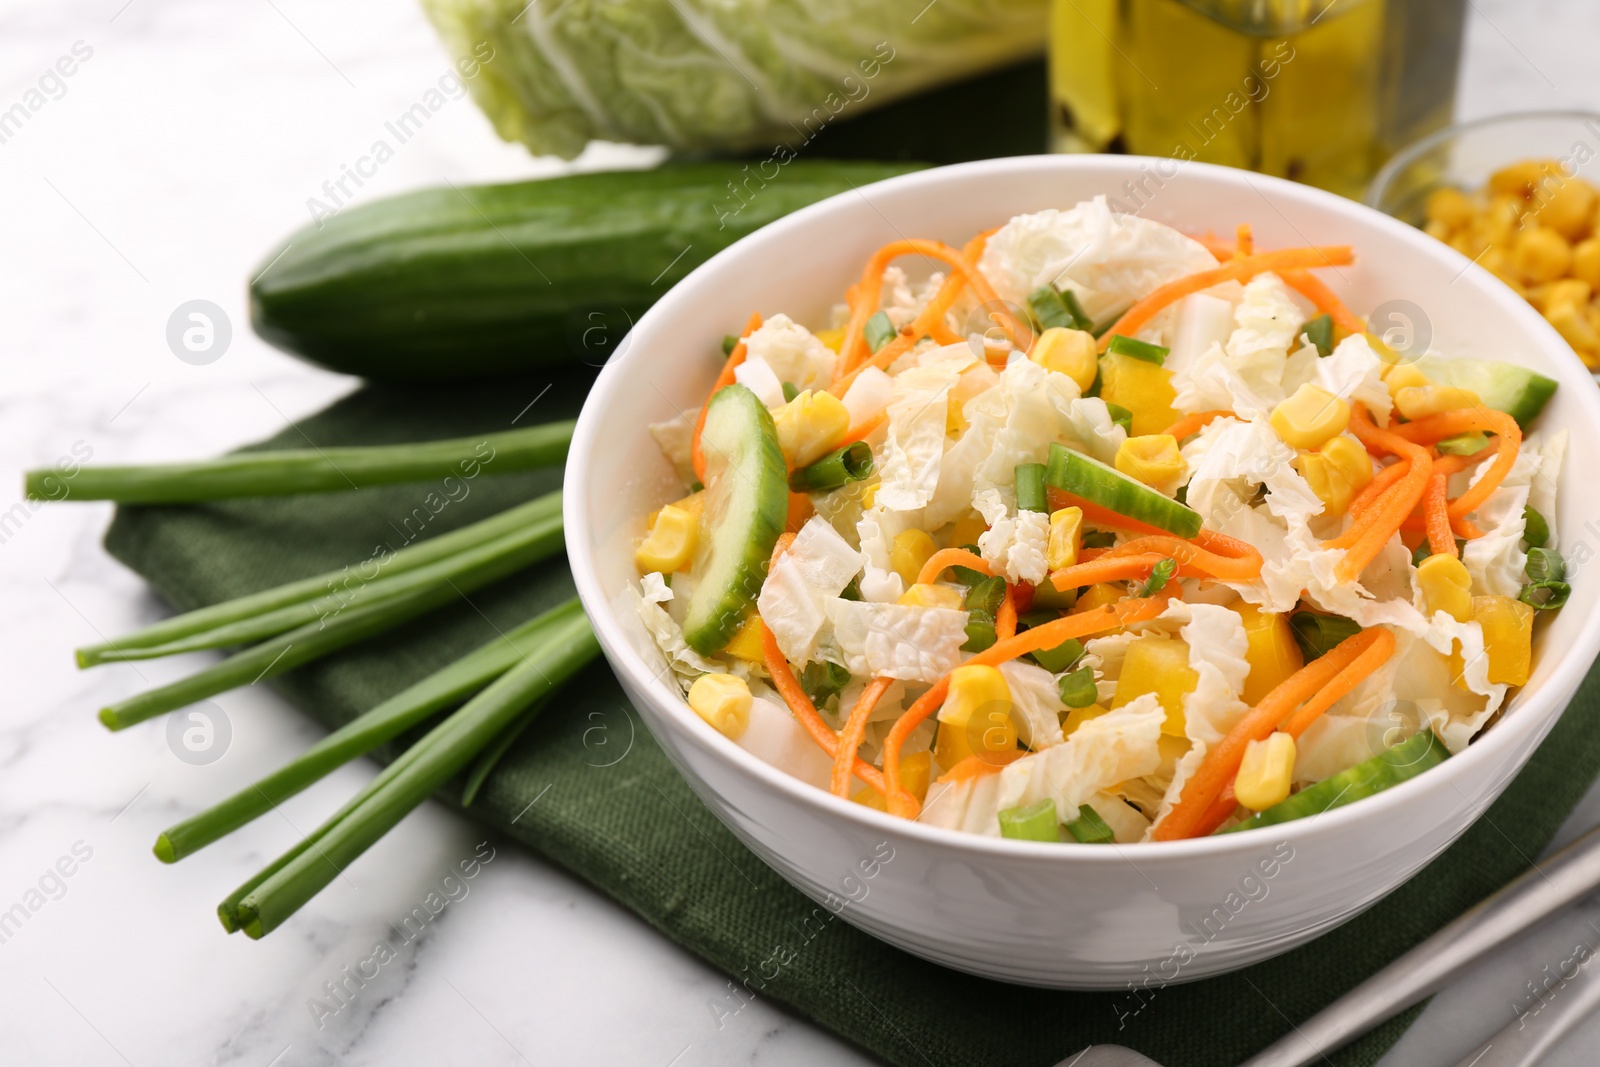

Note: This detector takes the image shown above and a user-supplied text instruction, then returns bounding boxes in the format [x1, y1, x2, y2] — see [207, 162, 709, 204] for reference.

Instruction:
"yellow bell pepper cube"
[636, 503, 698, 573]
[1047, 506, 1084, 571]
[934, 665, 1017, 767]
[1072, 582, 1123, 614]
[813, 327, 846, 353]
[1061, 703, 1110, 739]
[853, 751, 931, 809]
[687, 673, 752, 739]
[890, 529, 938, 587]
[1030, 327, 1099, 392]
[946, 513, 988, 550]
[1270, 383, 1350, 451]
[721, 615, 768, 662]
[773, 389, 850, 468]
[1416, 554, 1472, 623]
[1099, 352, 1180, 437]
[1114, 435, 1185, 495]
[1471, 595, 1535, 686]
[1112, 636, 1198, 737]
[1234, 732, 1297, 810]
[1229, 602, 1304, 706]
[898, 583, 965, 610]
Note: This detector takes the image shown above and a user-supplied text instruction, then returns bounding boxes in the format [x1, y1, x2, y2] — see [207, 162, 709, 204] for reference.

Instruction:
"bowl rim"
[1365, 107, 1600, 210]
[566, 153, 1600, 863]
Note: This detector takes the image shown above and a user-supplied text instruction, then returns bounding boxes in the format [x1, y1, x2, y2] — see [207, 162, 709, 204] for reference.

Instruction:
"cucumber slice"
[1413, 355, 1558, 429]
[682, 385, 789, 655]
[1220, 728, 1448, 834]
[1044, 442, 1202, 538]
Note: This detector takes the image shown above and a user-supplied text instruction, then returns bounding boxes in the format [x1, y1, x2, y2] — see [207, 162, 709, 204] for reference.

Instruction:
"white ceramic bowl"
[565, 156, 1600, 989]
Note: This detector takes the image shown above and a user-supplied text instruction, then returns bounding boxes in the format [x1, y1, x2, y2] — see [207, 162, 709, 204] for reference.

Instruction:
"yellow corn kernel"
[1416, 553, 1472, 622]
[1047, 506, 1084, 571]
[853, 751, 931, 809]
[1572, 238, 1600, 289]
[773, 389, 850, 468]
[1112, 636, 1198, 737]
[1394, 384, 1482, 421]
[1114, 434, 1185, 495]
[1061, 703, 1109, 739]
[935, 665, 1017, 768]
[1545, 301, 1600, 353]
[687, 673, 752, 739]
[898, 582, 965, 610]
[813, 327, 846, 353]
[646, 489, 704, 530]
[1030, 326, 1099, 392]
[1489, 159, 1562, 200]
[1485, 196, 1526, 247]
[1269, 383, 1351, 451]
[1513, 226, 1573, 285]
[1534, 177, 1598, 240]
[1234, 732, 1297, 811]
[1099, 352, 1180, 437]
[1381, 361, 1430, 394]
[1071, 582, 1123, 615]
[722, 615, 768, 662]
[890, 529, 937, 586]
[1294, 435, 1373, 518]
[1425, 186, 1475, 230]
[1229, 603, 1305, 707]
[1471, 595, 1535, 686]
[946, 513, 988, 550]
[636, 504, 698, 573]
[1543, 278, 1593, 314]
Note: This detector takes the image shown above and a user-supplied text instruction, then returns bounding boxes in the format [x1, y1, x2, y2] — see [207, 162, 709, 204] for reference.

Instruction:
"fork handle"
[1241, 820, 1600, 1067]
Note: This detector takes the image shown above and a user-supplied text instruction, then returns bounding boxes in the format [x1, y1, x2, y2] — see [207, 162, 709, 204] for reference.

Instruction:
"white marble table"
[2, 2, 1599, 1064]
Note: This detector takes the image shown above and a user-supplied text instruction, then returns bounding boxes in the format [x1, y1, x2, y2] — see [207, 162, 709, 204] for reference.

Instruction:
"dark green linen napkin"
[104, 375, 1600, 1067]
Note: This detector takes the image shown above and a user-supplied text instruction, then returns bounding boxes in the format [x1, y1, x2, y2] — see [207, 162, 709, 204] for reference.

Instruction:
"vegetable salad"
[631, 198, 1568, 843]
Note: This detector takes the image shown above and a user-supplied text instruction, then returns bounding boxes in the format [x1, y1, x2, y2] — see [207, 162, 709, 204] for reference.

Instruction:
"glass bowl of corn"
[1367, 109, 1600, 373]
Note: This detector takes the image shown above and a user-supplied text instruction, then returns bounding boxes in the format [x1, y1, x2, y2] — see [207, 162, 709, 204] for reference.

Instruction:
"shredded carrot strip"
[995, 583, 1018, 642]
[1190, 231, 1237, 260]
[1387, 408, 1522, 521]
[1042, 488, 1254, 566]
[1346, 460, 1411, 518]
[935, 751, 1026, 784]
[1103, 534, 1264, 582]
[1330, 406, 1433, 581]
[1423, 473, 1456, 558]
[917, 548, 991, 586]
[1235, 223, 1254, 257]
[1278, 268, 1366, 337]
[882, 592, 1175, 817]
[786, 491, 813, 534]
[760, 535, 889, 793]
[1049, 553, 1171, 590]
[831, 677, 893, 798]
[1152, 627, 1395, 840]
[1162, 409, 1234, 440]
[1097, 246, 1354, 353]
[837, 411, 887, 448]
[691, 311, 763, 483]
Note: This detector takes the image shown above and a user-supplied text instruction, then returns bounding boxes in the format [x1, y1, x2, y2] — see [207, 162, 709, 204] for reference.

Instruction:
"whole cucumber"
[249, 161, 924, 382]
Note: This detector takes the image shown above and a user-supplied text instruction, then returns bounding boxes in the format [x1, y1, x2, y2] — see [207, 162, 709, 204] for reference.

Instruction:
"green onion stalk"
[25, 422, 573, 504]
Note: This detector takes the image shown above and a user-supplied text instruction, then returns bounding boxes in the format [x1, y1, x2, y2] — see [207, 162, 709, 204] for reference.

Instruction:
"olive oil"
[1049, 0, 1463, 199]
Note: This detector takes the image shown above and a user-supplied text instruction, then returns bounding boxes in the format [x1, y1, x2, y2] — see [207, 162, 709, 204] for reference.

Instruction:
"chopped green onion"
[1015, 463, 1048, 513]
[1092, 310, 1126, 339]
[1106, 335, 1169, 365]
[721, 334, 739, 357]
[1289, 611, 1362, 662]
[97, 516, 565, 731]
[1082, 531, 1118, 550]
[1057, 666, 1099, 709]
[1027, 286, 1076, 332]
[1520, 580, 1570, 611]
[964, 575, 1007, 617]
[153, 607, 577, 862]
[1523, 506, 1550, 549]
[1525, 547, 1566, 584]
[1061, 290, 1093, 333]
[76, 494, 562, 667]
[997, 798, 1062, 842]
[963, 612, 997, 653]
[1411, 541, 1433, 567]
[801, 661, 853, 705]
[781, 380, 799, 403]
[220, 605, 598, 939]
[1029, 633, 1084, 673]
[839, 577, 863, 602]
[789, 442, 874, 492]
[1436, 432, 1491, 457]
[26, 423, 574, 505]
[865, 310, 897, 353]
[1302, 314, 1334, 357]
[1065, 804, 1115, 844]
[1138, 557, 1177, 597]
[1105, 403, 1134, 434]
